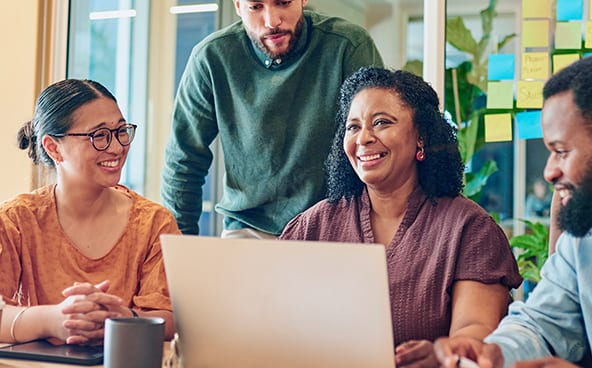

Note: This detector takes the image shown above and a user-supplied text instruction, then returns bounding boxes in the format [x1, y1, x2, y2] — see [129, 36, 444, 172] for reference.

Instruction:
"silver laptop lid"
[161, 235, 395, 368]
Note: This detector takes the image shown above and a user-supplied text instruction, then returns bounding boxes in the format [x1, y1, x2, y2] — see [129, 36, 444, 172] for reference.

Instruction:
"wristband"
[10, 306, 31, 343]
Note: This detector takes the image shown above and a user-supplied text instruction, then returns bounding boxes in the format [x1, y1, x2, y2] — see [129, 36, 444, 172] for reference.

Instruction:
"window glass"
[406, 1, 519, 223]
[67, 0, 218, 233]
[67, 0, 149, 193]
[525, 139, 551, 223]
[171, 1, 217, 234]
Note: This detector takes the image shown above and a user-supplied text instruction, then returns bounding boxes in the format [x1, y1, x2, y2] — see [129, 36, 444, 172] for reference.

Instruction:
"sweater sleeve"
[161, 45, 218, 235]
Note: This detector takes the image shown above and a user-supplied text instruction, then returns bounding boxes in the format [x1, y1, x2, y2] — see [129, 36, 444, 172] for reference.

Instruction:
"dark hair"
[17, 79, 116, 167]
[326, 66, 464, 202]
[543, 56, 592, 133]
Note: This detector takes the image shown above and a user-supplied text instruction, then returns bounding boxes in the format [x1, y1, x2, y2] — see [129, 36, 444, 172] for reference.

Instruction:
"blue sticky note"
[516, 111, 543, 139]
[488, 54, 515, 80]
[557, 0, 583, 21]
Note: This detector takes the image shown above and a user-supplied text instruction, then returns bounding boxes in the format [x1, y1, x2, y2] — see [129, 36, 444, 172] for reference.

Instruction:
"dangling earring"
[416, 147, 425, 162]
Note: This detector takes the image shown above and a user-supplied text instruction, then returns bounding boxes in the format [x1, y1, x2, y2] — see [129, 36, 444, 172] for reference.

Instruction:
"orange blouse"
[0, 184, 180, 311]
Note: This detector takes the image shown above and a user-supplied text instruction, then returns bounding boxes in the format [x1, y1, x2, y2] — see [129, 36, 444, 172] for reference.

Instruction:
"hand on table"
[58, 280, 124, 345]
[395, 340, 439, 368]
[434, 336, 503, 368]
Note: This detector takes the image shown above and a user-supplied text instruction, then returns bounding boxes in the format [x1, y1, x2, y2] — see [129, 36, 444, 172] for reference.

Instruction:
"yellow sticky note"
[553, 54, 580, 73]
[522, 20, 550, 48]
[590, 0, 592, 20]
[555, 22, 583, 49]
[521, 52, 550, 79]
[586, 22, 592, 48]
[517, 80, 544, 108]
[485, 114, 513, 142]
[522, 0, 550, 18]
[486, 81, 514, 109]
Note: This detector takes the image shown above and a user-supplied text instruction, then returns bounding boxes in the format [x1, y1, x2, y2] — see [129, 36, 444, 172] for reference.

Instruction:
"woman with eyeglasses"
[0, 79, 179, 345]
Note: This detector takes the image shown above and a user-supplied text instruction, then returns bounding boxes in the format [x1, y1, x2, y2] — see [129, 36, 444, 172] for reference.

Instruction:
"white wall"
[0, 1, 39, 201]
[310, 0, 410, 68]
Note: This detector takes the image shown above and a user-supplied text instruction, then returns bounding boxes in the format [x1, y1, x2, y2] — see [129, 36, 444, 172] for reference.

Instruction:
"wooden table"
[0, 342, 172, 368]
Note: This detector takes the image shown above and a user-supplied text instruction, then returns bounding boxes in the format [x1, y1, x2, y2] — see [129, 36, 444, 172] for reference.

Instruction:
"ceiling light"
[170, 4, 219, 14]
[89, 9, 137, 20]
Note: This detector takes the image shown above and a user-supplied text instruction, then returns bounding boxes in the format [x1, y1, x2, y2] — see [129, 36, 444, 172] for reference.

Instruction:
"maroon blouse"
[280, 187, 522, 345]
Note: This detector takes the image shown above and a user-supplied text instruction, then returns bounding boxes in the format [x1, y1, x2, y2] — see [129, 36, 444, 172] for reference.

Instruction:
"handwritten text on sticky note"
[522, 52, 549, 79]
[517, 81, 544, 108]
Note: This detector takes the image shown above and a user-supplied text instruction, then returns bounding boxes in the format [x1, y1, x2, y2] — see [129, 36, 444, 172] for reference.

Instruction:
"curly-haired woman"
[280, 67, 522, 368]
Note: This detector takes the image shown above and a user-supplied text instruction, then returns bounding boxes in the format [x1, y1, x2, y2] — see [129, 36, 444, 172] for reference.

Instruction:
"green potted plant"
[509, 219, 549, 283]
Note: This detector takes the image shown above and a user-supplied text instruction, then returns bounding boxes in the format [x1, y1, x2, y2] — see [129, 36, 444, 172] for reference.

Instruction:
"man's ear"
[233, 0, 241, 17]
[42, 135, 63, 164]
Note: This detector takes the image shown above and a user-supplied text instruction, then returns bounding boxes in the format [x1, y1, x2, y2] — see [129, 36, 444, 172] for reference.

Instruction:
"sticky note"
[486, 81, 514, 109]
[522, 20, 550, 48]
[557, 0, 583, 21]
[555, 22, 583, 49]
[516, 111, 543, 140]
[553, 54, 580, 73]
[586, 22, 592, 48]
[521, 52, 550, 79]
[522, 0, 550, 18]
[485, 114, 513, 142]
[488, 54, 515, 80]
[517, 80, 544, 108]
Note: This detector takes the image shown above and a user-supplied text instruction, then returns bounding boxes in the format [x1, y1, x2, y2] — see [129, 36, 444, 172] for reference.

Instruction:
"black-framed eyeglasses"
[51, 124, 137, 151]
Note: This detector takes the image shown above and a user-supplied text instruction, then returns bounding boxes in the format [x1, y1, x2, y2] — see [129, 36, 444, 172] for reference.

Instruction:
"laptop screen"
[161, 235, 395, 368]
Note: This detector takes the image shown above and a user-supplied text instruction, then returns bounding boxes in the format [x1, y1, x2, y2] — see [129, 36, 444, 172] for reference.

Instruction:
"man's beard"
[557, 165, 592, 237]
[248, 16, 304, 59]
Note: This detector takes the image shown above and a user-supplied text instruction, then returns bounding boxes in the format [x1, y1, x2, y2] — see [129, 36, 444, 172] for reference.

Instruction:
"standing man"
[161, 0, 383, 237]
[434, 56, 592, 368]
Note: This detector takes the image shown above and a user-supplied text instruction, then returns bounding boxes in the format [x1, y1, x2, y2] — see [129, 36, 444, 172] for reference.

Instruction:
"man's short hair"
[543, 57, 592, 123]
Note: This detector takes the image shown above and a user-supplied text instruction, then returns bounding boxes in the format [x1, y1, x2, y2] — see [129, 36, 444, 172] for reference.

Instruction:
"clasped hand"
[395, 340, 439, 368]
[56, 280, 124, 345]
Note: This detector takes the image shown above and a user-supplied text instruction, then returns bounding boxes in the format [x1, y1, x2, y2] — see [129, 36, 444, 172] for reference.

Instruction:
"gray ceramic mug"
[104, 317, 165, 368]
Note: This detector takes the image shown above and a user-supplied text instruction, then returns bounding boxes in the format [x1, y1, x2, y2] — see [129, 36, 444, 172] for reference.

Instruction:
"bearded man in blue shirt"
[434, 57, 592, 368]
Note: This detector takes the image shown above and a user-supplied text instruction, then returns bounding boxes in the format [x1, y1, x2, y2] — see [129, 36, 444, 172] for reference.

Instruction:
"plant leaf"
[498, 33, 517, 50]
[446, 17, 478, 54]
[444, 62, 483, 124]
[480, 0, 497, 37]
[402, 59, 423, 77]
[510, 220, 549, 283]
[464, 159, 498, 200]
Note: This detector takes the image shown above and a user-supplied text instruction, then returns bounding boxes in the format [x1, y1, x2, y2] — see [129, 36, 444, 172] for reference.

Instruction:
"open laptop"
[160, 234, 395, 368]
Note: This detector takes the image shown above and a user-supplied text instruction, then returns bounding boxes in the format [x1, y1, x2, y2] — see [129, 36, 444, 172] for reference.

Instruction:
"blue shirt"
[485, 231, 592, 366]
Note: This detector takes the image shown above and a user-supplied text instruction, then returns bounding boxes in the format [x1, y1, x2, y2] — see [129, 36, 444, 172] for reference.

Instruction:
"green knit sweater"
[161, 11, 383, 235]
